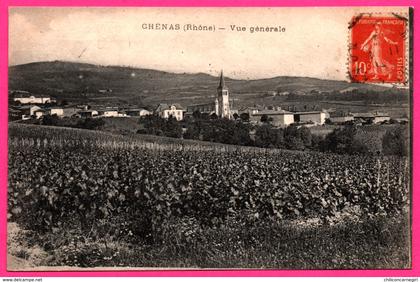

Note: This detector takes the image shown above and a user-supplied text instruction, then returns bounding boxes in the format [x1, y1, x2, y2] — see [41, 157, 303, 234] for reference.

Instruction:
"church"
[186, 71, 234, 119]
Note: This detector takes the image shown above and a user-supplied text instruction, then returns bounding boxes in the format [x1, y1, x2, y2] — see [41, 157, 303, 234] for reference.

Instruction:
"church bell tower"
[215, 71, 230, 118]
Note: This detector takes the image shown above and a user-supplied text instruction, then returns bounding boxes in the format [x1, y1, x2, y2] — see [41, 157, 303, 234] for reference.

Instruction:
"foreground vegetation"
[27, 113, 409, 157]
[8, 124, 411, 269]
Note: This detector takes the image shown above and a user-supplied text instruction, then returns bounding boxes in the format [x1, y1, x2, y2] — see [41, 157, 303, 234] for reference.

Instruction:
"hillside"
[9, 61, 408, 109]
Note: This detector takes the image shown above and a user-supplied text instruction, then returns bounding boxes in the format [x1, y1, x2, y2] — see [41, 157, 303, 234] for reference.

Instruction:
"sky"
[9, 7, 408, 80]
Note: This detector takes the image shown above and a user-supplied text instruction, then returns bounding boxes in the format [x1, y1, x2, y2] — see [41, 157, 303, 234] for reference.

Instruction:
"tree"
[164, 116, 183, 138]
[260, 114, 269, 123]
[382, 126, 409, 156]
[311, 134, 324, 150]
[284, 125, 311, 150]
[192, 110, 202, 120]
[184, 123, 201, 140]
[255, 125, 284, 148]
[230, 122, 252, 146]
[323, 125, 370, 154]
[298, 127, 312, 148]
[240, 112, 250, 122]
[140, 115, 166, 135]
[75, 117, 105, 130]
[42, 114, 60, 126]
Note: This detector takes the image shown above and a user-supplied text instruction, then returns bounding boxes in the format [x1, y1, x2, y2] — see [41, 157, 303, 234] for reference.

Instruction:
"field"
[7, 124, 411, 269]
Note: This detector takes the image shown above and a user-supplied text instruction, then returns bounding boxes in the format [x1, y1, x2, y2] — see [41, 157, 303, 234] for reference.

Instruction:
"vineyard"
[7, 124, 411, 269]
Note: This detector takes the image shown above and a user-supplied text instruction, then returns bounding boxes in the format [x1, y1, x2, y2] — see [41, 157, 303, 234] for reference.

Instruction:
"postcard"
[5, 6, 414, 272]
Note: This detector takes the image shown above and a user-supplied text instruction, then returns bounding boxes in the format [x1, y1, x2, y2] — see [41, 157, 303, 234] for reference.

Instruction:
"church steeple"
[215, 70, 230, 118]
[218, 70, 227, 90]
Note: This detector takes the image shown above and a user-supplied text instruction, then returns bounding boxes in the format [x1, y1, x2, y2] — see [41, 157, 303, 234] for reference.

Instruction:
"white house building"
[46, 107, 64, 117]
[156, 104, 184, 121]
[329, 114, 355, 124]
[16, 105, 41, 119]
[34, 109, 46, 119]
[13, 93, 52, 104]
[294, 111, 328, 125]
[250, 109, 295, 128]
[98, 108, 119, 117]
[125, 108, 151, 117]
[79, 110, 99, 118]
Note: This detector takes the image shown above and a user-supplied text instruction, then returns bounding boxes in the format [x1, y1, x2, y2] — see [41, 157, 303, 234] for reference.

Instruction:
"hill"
[8, 61, 408, 109]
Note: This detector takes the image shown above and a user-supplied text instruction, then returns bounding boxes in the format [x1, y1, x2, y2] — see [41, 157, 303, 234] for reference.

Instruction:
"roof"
[156, 103, 185, 111]
[373, 113, 390, 117]
[329, 112, 353, 118]
[79, 110, 98, 113]
[239, 106, 264, 111]
[353, 112, 390, 118]
[294, 111, 324, 115]
[353, 113, 375, 118]
[217, 71, 227, 90]
[15, 105, 41, 110]
[186, 103, 214, 113]
[97, 107, 119, 112]
[125, 108, 149, 112]
[13, 93, 51, 99]
[252, 109, 293, 116]
[9, 108, 22, 113]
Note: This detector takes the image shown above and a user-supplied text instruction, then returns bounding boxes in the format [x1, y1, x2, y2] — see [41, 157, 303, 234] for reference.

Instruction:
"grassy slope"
[9, 61, 400, 107]
[8, 216, 410, 270]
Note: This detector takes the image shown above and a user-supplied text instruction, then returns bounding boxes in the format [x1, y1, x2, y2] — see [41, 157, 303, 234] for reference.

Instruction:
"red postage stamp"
[349, 15, 407, 84]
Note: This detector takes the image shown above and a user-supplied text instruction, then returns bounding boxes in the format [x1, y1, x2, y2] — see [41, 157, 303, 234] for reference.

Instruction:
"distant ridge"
[9, 61, 400, 106]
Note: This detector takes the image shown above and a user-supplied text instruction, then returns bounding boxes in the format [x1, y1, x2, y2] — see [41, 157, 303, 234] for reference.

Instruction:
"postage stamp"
[349, 14, 408, 84]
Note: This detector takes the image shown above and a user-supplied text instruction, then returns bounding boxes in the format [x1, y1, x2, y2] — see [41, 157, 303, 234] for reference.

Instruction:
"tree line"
[136, 113, 409, 156]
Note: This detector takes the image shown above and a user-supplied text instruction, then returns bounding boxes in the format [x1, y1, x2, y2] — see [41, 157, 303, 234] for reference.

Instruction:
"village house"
[372, 112, 391, 124]
[45, 106, 64, 117]
[13, 93, 53, 104]
[250, 109, 295, 128]
[79, 110, 99, 118]
[76, 105, 89, 111]
[98, 89, 113, 94]
[15, 105, 41, 120]
[97, 108, 119, 117]
[239, 106, 263, 116]
[156, 103, 184, 121]
[34, 109, 46, 119]
[186, 103, 216, 116]
[395, 117, 409, 124]
[328, 112, 355, 124]
[294, 111, 328, 125]
[62, 107, 81, 117]
[353, 112, 391, 124]
[125, 108, 151, 117]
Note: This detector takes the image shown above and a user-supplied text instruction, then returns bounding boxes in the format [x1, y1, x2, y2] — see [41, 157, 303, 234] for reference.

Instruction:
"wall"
[299, 112, 326, 125]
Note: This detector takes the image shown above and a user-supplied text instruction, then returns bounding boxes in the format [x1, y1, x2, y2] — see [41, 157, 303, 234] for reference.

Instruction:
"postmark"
[349, 14, 407, 84]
